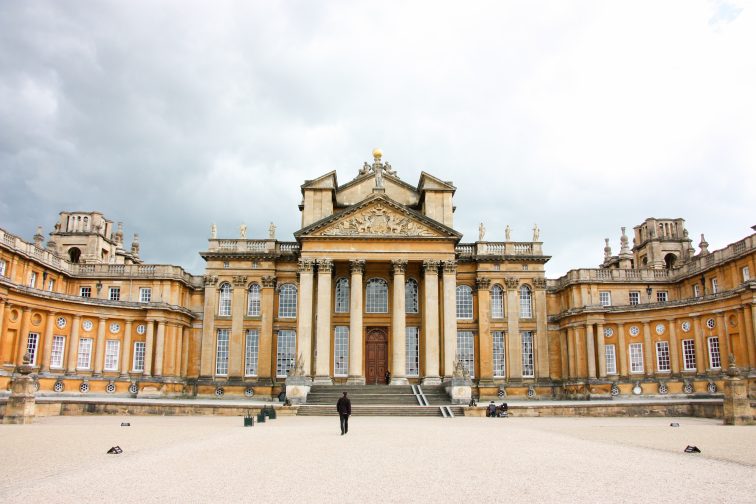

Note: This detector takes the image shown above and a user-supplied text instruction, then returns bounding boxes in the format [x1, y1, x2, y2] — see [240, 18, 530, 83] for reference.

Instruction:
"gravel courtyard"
[0, 415, 754, 503]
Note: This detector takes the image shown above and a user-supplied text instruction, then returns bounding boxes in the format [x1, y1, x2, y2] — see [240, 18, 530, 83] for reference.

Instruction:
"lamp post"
[646, 285, 653, 303]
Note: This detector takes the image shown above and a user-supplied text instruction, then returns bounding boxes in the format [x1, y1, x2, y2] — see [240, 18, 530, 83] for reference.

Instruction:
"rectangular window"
[333, 326, 349, 377]
[711, 278, 718, 294]
[26, 333, 39, 365]
[707, 336, 721, 369]
[629, 291, 640, 305]
[743, 266, 751, 282]
[492, 331, 506, 377]
[50, 335, 66, 368]
[0, 259, 6, 276]
[682, 339, 696, 371]
[519, 288, 533, 318]
[456, 331, 475, 378]
[108, 287, 121, 301]
[47, 279, 55, 291]
[521, 331, 535, 377]
[80, 286, 92, 298]
[215, 329, 230, 375]
[139, 287, 152, 303]
[132, 342, 146, 372]
[629, 343, 644, 373]
[656, 291, 668, 303]
[599, 291, 611, 307]
[406, 327, 420, 377]
[605, 344, 617, 375]
[655, 341, 670, 372]
[77, 338, 93, 369]
[693, 284, 700, 298]
[29, 271, 37, 288]
[491, 287, 504, 319]
[276, 329, 296, 377]
[245, 329, 259, 376]
[104, 340, 120, 371]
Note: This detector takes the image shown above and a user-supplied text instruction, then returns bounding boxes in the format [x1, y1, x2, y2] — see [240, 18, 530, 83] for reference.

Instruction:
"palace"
[0, 150, 754, 402]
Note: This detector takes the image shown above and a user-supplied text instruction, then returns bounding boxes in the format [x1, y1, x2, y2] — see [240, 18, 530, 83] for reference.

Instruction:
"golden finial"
[372, 148, 383, 161]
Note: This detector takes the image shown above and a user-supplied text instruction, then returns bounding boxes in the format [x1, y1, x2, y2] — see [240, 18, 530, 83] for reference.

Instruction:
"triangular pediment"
[295, 193, 461, 240]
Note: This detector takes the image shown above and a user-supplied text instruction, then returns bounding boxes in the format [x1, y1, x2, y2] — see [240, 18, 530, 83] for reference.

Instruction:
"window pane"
[218, 284, 232, 316]
[682, 339, 696, 370]
[521, 331, 534, 377]
[104, 340, 120, 371]
[456, 331, 475, 378]
[707, 337, 721, 368]
[50, 336, 66, 368]
[366, 279, 388, 313]
[605, 344, 617, 374]
[655, 341, 670, 372]
[133, 342, 146, 372]
[278, 284, 298, 318]
[215, 329, 229, 375]
[405, 279, 419, 314]
[245, 329, 259, 376]
[493, 331, 506, 377]
[334, 326, 349, 376]
[406, 327, 420, 377]
[77, 338, 93, 369]
[335, 278, 350, 313]
[247, 284, 261, 316]
[491, 285, 504, 319]
[26, 333, 39, 365]
[629, 343, 644, 373]
[276, 330, 296, 377]
[519, 286, 532, 318]
[456, 286, 473, 319]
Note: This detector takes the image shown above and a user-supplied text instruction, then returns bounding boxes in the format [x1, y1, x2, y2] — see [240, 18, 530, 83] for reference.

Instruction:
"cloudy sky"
[1, 1, 754, 277]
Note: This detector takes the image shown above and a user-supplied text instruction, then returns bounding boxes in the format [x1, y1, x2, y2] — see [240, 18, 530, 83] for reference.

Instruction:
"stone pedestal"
[447, 377, 472, 405]
[723, 377, 753, 425]
[285, 376, 311, 405]
[3, 357, 36, 425]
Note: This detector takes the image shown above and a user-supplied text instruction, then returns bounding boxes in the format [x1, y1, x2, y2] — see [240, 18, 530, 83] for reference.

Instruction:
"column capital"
[261, 275, 277, 288]
[422, 259, 440, 272]
[476, 277, 491, 290]
[532, 277, 547, 289]
[298, 258, 315, 272]
[504, 276, 519, 289]
[442, 260, 457, 273]
[317, 258, 333, 273]
[203, 274, 219, 287]
[349, 259, 366, 275]
[391, 259, 407, 275]
[232, 275, 248, 287]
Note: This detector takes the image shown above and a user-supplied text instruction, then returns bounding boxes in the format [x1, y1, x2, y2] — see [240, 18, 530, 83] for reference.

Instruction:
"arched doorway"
[365, 327, 388, 385]
[664, 253, 677, 269]
[68, 247, 81, 263]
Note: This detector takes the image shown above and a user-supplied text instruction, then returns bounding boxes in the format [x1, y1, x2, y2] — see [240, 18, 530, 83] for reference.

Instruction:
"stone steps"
[297, 405, 465, 417]
[306, 384, 452, 406]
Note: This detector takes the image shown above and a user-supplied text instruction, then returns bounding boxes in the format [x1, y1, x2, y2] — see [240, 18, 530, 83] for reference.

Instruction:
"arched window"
[335, 278, 350, 313]
[278, 284, 297, 318]
[366, 278, 388, 313]
[519, 285, 532, 319]
[247, 283, 261, 316]
[491, 284, 504, 319]
[456, 285, 473, 320]
[218, 283, 232, 316]
[68, 247, 81, 263]
[405, 279, 419, 314]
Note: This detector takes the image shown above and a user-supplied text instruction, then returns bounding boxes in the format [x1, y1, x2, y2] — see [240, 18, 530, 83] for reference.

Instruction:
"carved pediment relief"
[314, 202, 441, 238]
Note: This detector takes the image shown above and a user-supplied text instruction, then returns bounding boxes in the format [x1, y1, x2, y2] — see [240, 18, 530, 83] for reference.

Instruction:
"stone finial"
[620, 227, 630, 254]
[699, 234, 710, 255]
[131, 233, 140, 256]
[116, 222, 124, 245]
[726, 353, 740, 377]
[33, 226, 44, 247]
[604, 238, 612, 260]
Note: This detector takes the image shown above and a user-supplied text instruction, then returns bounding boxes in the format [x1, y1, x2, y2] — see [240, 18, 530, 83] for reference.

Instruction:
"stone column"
[66, 316, 81, 374]
[476, 277, 492, 382]
[15, 308, 31, 365]
[717, 312, 730, 364]
[442, 261, 458, 380]
[40, 311, 56, 372]
[596, 323, 607, 378]
[617, 323, 628, 377]
[93, 318, 106, 375]
[144, 320, 155, 376]
[296, 259, 315, 378]
[668, 319, 680, 374]
[121, 320, 133, 376]
[390, 260, 408, 385]
[560, 329, 569, 379]
[566, 327, 575, 378]
[574, 325, 583, 378]
[0, 299, 7, 364]
[181, 327, 191, 378]
[422, 260, 441, 385]
[533, 278, 549, 378]
[174, 326, 183, 377]
[693, 317, 706, 373]
[743, 305, 755, 368]
[642, 322, 653, 376]
[586, 323, 596, 379]
[154, 321, 166, 377]
[348, 260, 365, 384]
[314, 258, 333, 384]
[505, 277, 521, 378]
[199, 275, 218, 378]
[259, 276, 276, 380]
[229, 276, 247, 378]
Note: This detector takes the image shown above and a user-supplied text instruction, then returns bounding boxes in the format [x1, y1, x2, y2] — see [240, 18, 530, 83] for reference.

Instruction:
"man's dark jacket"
[336, 396, 351, 415]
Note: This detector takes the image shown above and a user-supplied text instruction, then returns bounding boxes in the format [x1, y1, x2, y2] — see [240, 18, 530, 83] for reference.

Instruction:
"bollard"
[268, 406, 277, 420]
[243, 410, 255, 427]
[257, 412, 266, 423]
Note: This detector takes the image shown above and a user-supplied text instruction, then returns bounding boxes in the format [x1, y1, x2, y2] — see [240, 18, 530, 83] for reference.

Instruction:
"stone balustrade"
[455, 241, 544, 257]
[205, 238, 299, 255]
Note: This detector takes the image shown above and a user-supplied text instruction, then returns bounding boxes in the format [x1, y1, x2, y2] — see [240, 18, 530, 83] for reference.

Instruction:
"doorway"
[365, 327, 388, 385]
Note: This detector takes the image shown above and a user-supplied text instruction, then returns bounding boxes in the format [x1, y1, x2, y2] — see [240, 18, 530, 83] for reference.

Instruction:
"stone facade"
[0, 151, 754, 401]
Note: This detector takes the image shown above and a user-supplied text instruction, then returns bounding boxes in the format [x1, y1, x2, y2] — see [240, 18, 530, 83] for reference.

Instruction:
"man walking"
[336, 391, 351, 435]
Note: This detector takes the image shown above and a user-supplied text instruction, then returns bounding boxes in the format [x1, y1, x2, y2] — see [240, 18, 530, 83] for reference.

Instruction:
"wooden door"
[365, 327, 388, 384]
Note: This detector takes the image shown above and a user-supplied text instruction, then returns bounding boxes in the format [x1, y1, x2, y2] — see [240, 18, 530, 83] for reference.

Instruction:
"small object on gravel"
[684, 445, 701, 453]
[107, 446, 123, 454]
[121, 422, 131, 427]
[670, 423, 679, 427]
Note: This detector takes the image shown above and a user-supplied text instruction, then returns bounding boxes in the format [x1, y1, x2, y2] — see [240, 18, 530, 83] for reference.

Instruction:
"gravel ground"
[0, 415, 753, 503]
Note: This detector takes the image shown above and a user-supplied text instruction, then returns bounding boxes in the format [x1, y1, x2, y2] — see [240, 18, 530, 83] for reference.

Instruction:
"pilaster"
[422, 260, 441, 385]
[476, 276, 492, 382]
[259, 275, 276, 380]
[504, 277, 521, 378]
[314, 258, 333, 384]
[348, 259, 365, 384]
[93, 318, 106, 375]
[586, 323, 596, 379]
[297, 259, 315, 378]
[229, 275, 247, 378]
[154, 321, 166, 376]
[442, 261, 458, 380]
[121, 320, 133, 377]
[199, 275, 218, 378]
